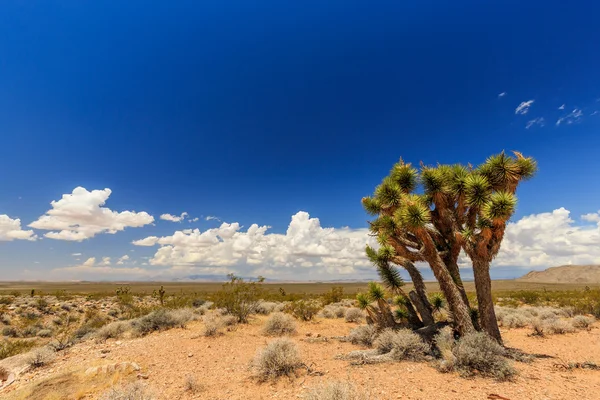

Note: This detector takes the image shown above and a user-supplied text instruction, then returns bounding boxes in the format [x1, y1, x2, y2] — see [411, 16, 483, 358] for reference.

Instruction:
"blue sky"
[1, 1, 599, 281]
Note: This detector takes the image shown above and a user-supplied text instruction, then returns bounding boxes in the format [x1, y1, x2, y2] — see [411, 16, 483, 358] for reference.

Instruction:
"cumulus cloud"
[133, 211, 377, 278]
[556, 109, 583, 126]
[515, 100, 535, 115]
[0, 215, 37, 241]
[494, 208, 600, 267]
[116, 254, 130, 265]
[558, 104, 565, 110]
[189, 217, 199, 222]
[29, 187, 154, 241]
[525, 117, 545, 129]
[498, 92, 507, 98]
[126, 208, 600, 279]
[160, 212, 188, 222]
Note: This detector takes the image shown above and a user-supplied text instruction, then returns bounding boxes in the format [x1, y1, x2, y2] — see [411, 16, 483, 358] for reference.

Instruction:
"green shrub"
[95, 321, 130, 341]
[0, 339, 36, 360]
[213, 275, 265, 323]
[284, 299, 321, 321]
[322, 287, 344, 305]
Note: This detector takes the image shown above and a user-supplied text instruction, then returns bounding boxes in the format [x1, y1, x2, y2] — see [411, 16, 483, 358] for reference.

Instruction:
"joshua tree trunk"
[402, 261, 435, 325]
[397, 290, 424, 329]
[445, 258, 471, 308]
[409, 290, 434, 326]
[472, 258, 502, 344]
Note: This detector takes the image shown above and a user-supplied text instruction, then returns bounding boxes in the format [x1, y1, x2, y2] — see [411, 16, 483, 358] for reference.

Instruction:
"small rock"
[188, 353, 193, 357]
[137, 373, 149, 379]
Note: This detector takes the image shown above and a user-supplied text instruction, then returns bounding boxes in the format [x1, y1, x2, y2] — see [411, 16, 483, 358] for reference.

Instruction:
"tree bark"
[472, 257, 502, 344]
[403, 261, 435, 323]
[416, 229, 475, 336]
[409, 290, 434, 326]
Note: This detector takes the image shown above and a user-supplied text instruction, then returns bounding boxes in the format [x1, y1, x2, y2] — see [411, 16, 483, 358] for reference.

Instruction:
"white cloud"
[189, 217, 199, 222]
[494, 208, 600, 267]
[558, 104, 565, 110]
[498, 92, 507, 98]
[515, 100, 535, 115]
[133, 211, 377, 278]
[71, 253, 82, 256]
[116, 254, 130, 265]
[556, 109, 583, 126]
[582, 212, 600, 223]
[205, 216, 220, 221]
[101, 257, 111, 266]
[132, 236, 159, 246]
[0, 215, 37, 241]
[525, 117, 545, 129]
[160, 212, 188, 222]
[29, 187, 154, 241]
[53, 256, 153, 278]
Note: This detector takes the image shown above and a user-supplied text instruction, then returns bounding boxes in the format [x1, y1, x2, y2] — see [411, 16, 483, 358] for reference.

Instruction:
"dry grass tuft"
[348, 325, 377, 347]
[344, 308, 363, 323]
[27, 347, 56, 369]
[100, 381, 156, 400]
[252, 338, 303, 381]
[373, 328, 430, 361]
[262, 312, 297, 336]
[572, 315, 595, 329]
[452, 332, 516, 380]
[184, 374, 204, 393]
[302, 380, 370, 400]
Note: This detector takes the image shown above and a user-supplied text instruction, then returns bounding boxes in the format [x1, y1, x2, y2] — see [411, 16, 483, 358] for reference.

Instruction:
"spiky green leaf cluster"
[356, 292, 371, 310]
[394, 194, 431, 229]
[464, 174, 491, 207]
[482, 191, 517, 222]
[368, 282, 386, 301]
[390, 161, 418, 193]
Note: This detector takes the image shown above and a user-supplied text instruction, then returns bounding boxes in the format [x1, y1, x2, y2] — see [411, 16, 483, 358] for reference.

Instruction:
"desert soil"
[4, 316, 600, 400]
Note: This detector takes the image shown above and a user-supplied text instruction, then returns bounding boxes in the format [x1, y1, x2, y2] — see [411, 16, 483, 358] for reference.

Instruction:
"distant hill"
[518, 265, 600, 283]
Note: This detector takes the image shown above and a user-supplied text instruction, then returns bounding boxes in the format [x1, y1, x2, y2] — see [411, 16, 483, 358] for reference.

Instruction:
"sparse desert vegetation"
[0, 279, 598, 399]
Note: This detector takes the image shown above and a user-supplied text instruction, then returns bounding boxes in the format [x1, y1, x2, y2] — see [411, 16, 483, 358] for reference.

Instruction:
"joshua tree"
[363, 151, 536, 342]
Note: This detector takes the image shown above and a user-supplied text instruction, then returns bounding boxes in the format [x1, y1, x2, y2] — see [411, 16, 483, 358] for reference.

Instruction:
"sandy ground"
[4, 316, 600, 400]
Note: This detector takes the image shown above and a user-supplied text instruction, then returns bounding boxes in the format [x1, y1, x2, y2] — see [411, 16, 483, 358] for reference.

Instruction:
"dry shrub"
[36, 329, 53, 338]
[0, 339, 36, 360]
[530, 318, 546, 337]
[131, 308, 192, 336]
[434, 326, 456, 372]
[572, 315, 595, 329]
[349, 325, 377, 347]
[220, 315, 238, 327]
[100, 381, 155, 400]
[252, 338, 303, 380]
[373, 328, 429, 361]
[302, 381, 370, 400]
[502, 313, 530, 328]
[544, 319, 575, 334]
[202, 315, 222, 337]
[344, 308, 363, 323]
[452, 332, 516, 380]
[95, 321, 130, 341]
[255, 302, 277, 315]
[27, 347, 56, 369]
[0, 366, 9, 381]
[184, 374, 204, 393]
[262, 312, 297, 336]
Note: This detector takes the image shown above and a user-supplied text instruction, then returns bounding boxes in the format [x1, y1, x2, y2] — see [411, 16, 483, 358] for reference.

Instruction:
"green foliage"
[322, 286, 344, 305]
[367, 282, 386, 301]
[429, 293, 445, 313]
[284, 299, 321, 321]
[213, 275, 265, 323]
[0, 339, 36, 360]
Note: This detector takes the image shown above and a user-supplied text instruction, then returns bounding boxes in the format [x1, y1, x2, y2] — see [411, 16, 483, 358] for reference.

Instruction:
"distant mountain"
[517, 265, 600, 284]
[172, 275, 281, 282]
